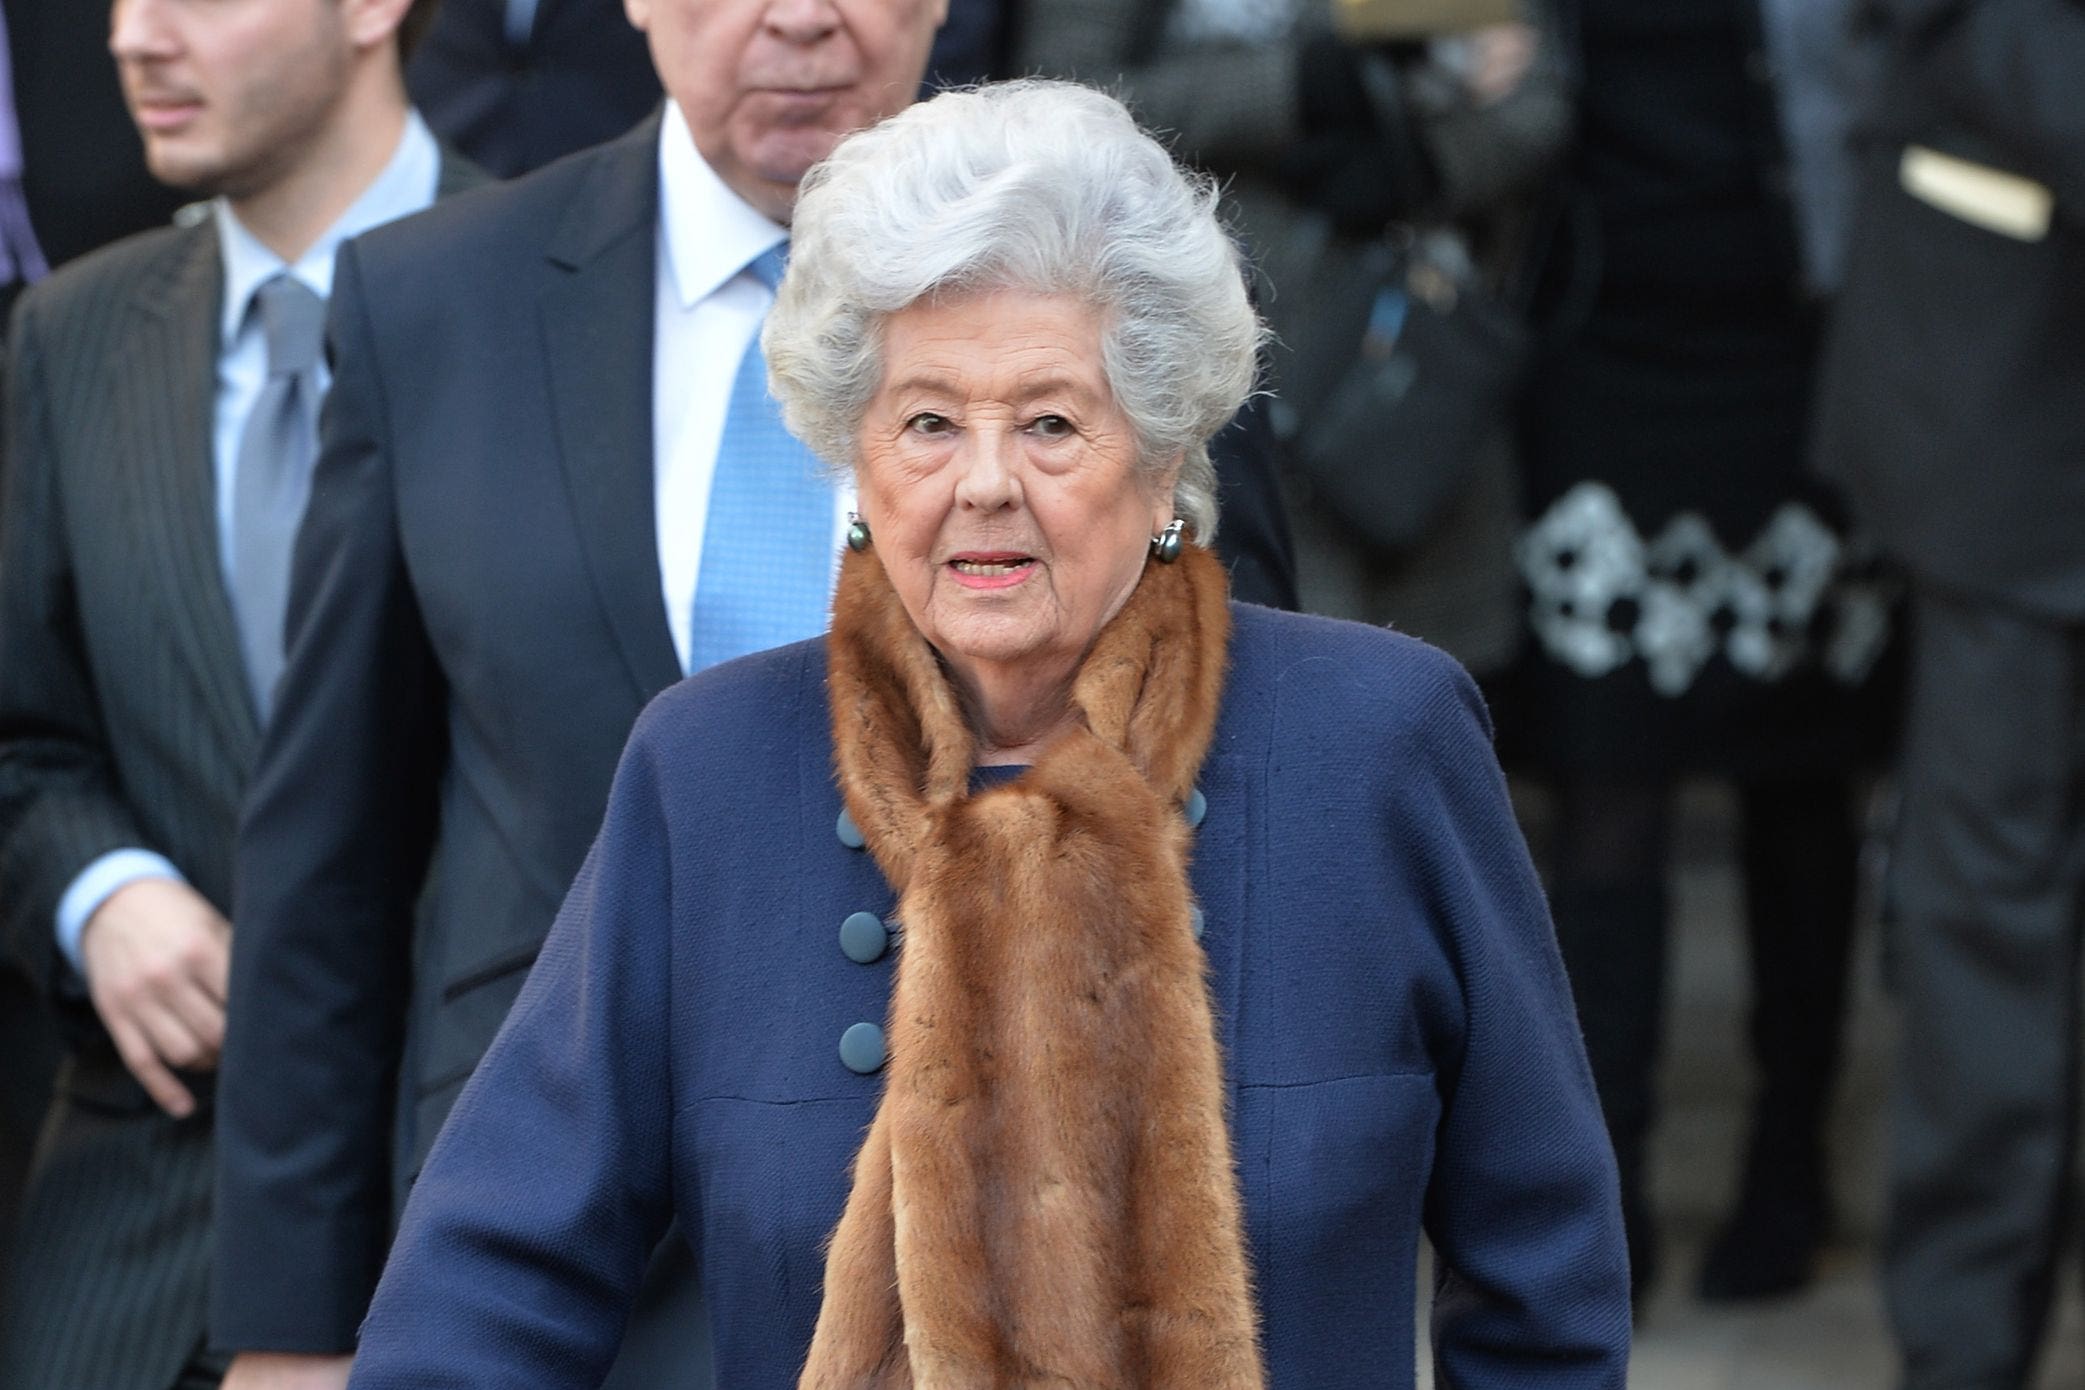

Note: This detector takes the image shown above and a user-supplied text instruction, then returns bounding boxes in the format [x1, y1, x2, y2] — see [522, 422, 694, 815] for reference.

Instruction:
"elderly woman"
[345, 81, 1628, 1389]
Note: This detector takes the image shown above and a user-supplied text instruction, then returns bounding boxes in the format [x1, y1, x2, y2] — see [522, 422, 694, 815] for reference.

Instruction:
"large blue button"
[840, 911, 889, 963]
[1185, 787, 1208, 828]
[836, 807, 865, 850]
[840, 1021, 886, 1074]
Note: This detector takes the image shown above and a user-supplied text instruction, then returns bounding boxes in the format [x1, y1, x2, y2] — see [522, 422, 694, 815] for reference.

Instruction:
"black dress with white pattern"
[1507, 0, 1895, 779]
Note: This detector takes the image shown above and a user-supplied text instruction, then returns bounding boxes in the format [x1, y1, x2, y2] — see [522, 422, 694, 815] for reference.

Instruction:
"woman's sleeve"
[345, 710, 683, 1388]
[1385, 651, 1631, 1385]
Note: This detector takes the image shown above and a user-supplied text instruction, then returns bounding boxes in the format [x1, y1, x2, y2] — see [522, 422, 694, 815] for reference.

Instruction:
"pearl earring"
[1150, 519, 1185, 564]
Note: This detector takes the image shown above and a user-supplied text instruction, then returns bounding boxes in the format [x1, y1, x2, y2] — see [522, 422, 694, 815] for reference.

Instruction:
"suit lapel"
[119, 220, 264, 755]
[106, 163, 492, 760]
[539, 116, 682, 699]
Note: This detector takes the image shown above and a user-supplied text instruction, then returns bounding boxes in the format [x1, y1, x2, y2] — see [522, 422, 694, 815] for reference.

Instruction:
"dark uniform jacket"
[1815, 0, 2085, 617]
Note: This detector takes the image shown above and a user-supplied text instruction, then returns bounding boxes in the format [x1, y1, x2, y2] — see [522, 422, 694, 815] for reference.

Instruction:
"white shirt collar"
[657, 99, 788, 310]
[214, 108, 442, 347]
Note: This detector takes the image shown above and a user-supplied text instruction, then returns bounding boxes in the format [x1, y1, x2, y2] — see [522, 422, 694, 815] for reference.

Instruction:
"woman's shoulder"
[1225, 602, 1491, 749]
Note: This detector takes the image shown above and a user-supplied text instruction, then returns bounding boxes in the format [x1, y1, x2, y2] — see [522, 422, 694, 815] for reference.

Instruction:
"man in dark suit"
[0, 2, 475, 1387]
[1813, 1, 2085, 1383]
[401, 0, 1010, 180]
[212, 0, 1295, 1383]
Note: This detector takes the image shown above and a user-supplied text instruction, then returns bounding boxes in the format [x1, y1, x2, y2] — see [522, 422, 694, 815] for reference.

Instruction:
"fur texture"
[802, 543, 1262, 1390]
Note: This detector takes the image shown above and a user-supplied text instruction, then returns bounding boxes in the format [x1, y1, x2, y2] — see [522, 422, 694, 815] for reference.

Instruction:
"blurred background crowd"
[1, 0, 2080, 1385]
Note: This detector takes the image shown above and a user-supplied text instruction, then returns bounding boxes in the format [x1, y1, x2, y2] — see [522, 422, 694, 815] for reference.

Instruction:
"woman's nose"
[951, 427, 1022, 513]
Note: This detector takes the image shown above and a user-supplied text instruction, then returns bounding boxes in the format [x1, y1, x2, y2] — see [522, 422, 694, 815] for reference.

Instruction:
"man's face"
[625, 0, 946, 222]
[109, 0, 355, 197]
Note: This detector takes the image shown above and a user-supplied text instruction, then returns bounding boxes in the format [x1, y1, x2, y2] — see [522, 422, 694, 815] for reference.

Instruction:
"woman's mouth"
[948, 554, 1036, 589]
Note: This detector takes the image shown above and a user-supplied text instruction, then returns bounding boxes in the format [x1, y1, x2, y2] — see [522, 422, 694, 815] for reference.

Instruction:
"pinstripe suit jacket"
[0, 153, 482, 1390]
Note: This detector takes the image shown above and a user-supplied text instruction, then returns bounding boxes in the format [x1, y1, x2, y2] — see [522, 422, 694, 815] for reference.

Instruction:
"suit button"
[1191, 903, 1206, 941]
[840, 1022, 886, 1074]
[836, 807, 866, 849]
[1185, 787, 1208, 828]
[840, 911, 890, 963]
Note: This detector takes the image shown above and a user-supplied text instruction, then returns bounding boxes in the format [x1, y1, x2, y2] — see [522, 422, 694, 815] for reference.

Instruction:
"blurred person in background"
[0, 1, 470, 1387]
[404, 0, 1010, 179]
[5, 0, 186, 277]
[1509, 0, 1892, 1303]
[0, 3, 46, 328]
[0, 0, 55, 1301]
[1812, 1, 2085, 1383]
[1016, 0, 1569, 683]
[405, 0, 662, 177]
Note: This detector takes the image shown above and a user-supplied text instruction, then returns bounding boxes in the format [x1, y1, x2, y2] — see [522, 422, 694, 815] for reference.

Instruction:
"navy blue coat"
[347, 605, 1631, 1388]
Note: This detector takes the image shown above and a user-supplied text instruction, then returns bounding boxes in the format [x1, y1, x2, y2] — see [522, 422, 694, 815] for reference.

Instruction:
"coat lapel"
[538, 116, 682, 699]
[119, 220, 263, 755]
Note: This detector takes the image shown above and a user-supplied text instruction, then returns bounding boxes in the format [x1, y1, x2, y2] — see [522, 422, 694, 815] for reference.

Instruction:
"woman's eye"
[906, 412, 952, 435]
[1028, 414, 1073, 438]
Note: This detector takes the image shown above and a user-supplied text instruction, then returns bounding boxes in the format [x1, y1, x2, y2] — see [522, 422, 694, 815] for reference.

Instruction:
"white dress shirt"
[55, 112, 442, 975]
[653, 100, 852, 674]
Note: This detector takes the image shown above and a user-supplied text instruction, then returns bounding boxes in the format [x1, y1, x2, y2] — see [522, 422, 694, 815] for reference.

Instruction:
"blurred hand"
[220, 1352, 355, 1390]
[1464, 22, 1537, 105]
[79, 876, 231, 1118]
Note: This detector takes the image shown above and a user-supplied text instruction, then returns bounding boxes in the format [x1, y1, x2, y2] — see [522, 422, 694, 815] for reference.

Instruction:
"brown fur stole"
[801, 542, 1263, 1390]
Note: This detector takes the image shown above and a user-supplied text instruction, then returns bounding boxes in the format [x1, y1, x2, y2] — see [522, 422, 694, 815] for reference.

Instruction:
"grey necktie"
[231, 274, 325, 718]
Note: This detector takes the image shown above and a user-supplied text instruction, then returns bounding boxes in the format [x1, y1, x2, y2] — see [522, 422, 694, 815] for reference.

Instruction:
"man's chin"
[140, 144, 231, 197]
[714, 122, 864, 219]
[140, 154, 219, 196]
[749, 136, 840, 189]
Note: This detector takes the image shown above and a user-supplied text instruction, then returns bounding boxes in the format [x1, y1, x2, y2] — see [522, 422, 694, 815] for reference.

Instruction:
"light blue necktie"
[231, 274, 326, 716]
[685, 244, 835, 674]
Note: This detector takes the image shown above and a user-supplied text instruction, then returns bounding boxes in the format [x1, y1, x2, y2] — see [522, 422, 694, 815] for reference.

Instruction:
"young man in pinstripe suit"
[0, 2, 476, 1387]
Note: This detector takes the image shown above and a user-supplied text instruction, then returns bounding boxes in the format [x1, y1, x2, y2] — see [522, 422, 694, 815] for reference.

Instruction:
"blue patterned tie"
[685, 244, 836, 674]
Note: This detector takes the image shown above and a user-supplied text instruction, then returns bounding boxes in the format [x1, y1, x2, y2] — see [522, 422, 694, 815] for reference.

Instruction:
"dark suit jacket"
[0, 156, 480, 1390]
[347, 609, 1631, 1388]
[213, 114, 1297, 1353]
[1814, 0, 2085, 617]
[406, 0, 662, 178]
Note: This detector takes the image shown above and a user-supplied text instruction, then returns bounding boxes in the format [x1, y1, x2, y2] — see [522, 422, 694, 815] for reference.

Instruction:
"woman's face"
[855, 290, 1178, 694]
